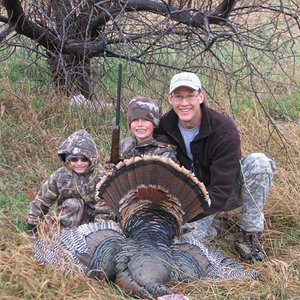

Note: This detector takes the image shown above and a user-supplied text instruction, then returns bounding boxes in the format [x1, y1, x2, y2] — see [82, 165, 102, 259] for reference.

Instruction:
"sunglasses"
[68, 156, 90, 163]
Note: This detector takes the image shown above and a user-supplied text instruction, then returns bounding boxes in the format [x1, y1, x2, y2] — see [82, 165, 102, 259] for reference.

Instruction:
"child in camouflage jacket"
[120, 96, 178, 162]
[27, 129, 113, 235]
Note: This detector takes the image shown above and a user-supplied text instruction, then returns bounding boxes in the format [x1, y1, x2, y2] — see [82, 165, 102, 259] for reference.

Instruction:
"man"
[155, 72, 276, 262]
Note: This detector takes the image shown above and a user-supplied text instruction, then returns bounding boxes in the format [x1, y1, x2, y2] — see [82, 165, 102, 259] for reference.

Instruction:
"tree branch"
[2, 0, 107, 56]
[0, 24, 15, 42]
[91, 0, 236, 32]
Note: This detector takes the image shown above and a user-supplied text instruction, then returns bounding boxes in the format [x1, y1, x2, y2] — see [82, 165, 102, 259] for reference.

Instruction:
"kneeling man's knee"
[242, 153, 276, 175]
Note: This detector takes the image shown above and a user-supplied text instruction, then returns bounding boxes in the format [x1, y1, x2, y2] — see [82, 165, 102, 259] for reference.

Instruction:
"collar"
[134, 137, 158, 148]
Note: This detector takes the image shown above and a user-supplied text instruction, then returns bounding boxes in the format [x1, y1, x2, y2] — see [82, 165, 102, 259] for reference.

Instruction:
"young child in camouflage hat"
[120, 96, 178, 162]
[27, 129, 113, 235]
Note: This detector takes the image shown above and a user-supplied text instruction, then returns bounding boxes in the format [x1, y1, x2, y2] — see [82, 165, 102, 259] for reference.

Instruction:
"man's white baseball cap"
[169, 72, 202, 93]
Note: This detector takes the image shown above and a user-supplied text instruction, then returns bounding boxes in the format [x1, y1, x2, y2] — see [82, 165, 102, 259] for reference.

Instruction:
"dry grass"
[1, 81, 300, 299]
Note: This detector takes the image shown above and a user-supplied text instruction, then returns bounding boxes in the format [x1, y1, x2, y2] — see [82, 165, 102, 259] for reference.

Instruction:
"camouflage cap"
[127, 96, 160, 127]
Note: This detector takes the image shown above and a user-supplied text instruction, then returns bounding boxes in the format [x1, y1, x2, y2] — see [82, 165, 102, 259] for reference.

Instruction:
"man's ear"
[167, 94, 173, 105]
[199, 90, 205, 104]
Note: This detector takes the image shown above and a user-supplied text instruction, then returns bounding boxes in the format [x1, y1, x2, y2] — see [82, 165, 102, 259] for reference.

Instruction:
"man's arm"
[192, 134, 241, 221]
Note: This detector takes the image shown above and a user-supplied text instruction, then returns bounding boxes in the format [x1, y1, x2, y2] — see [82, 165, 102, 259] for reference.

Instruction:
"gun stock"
[110, 125, 120, 164]
[110, 64, 122, 164]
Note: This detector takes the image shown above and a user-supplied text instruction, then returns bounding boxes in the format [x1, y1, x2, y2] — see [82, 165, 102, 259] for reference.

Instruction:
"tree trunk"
[48, 54, 91, 98]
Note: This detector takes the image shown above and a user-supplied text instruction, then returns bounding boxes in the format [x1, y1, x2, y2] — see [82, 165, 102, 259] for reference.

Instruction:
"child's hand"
[37, 214, 60, 238]
[27, 223, 37, 236]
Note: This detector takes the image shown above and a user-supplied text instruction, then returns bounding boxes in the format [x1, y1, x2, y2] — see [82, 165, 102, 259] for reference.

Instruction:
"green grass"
[0, 193, 28, 232]
[230, 90, 300, 121]
[266, 91, 300, 121]
[0, 48, 51, 93]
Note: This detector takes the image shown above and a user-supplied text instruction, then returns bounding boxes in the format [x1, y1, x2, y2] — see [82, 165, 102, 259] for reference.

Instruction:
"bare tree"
[0, 0, 299, 109]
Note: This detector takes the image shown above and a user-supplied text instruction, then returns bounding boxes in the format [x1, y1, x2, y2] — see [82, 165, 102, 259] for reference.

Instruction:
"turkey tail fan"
[96, 155, 210, 223]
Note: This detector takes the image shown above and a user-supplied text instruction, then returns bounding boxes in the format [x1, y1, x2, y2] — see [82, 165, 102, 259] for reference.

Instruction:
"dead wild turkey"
[33, 155, 258, 299]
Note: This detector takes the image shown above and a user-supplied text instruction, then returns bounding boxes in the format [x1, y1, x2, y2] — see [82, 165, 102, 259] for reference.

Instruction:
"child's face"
[68, 156, 91, 174]
[130, 118, 155, 144]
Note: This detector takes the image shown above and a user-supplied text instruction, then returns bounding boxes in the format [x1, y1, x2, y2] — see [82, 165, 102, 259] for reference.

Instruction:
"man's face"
[168, 86, 204, 128]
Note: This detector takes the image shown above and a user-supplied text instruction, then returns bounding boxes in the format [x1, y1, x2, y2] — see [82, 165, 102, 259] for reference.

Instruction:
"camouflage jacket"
[28, 130, 110, 226]
[120, 136, 178, 163]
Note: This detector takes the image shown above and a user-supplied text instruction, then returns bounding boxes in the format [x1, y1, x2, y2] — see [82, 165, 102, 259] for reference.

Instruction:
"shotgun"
[110, 63, 122, 164]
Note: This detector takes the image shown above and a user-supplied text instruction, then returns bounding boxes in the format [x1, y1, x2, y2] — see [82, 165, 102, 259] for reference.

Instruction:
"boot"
[234, 229, 265, 262]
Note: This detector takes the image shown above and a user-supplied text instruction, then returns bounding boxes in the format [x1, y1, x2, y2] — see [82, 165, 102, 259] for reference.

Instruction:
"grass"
[230, 88, 300, 121]
[1, 48, 300, 299]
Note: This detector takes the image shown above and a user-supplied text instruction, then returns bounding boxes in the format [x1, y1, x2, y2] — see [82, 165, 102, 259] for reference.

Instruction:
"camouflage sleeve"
[161, 148, 179, 164]
[94, 201, 116, 221]
[27, 171, 60, 226]
[154, 143, 179, 164]
[93, 166, 116, 221]
[120, 136, 135, 159]
[119, 137, 127, 157]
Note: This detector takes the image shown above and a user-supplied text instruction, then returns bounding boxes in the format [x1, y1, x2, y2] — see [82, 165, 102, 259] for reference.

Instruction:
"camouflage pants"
[51, 198, 89, 227]
[181, 153, 276, 242]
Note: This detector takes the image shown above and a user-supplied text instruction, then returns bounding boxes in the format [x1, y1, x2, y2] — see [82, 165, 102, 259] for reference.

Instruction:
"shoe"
[234, 230, 265, 262]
